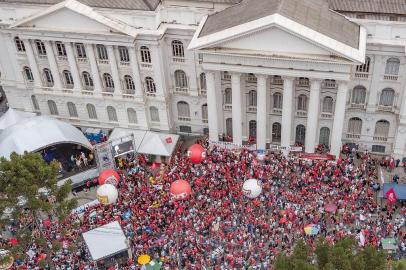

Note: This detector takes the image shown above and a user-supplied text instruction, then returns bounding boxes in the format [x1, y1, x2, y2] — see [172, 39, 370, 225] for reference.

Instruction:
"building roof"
[328, 0, 406, 16]
[199, 0, 360, 49]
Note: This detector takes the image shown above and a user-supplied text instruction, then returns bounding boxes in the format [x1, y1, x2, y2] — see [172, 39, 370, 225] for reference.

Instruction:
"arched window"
[150, 106, 160, 122]
[351, 86, 366, 104]
[63, 70, 74, 88]
[226, 118, 233, 137]
[297, 94, 308, 111]
[124, 75, 135, 93]
[87, 104, 97, 119]
[82, 71, 93, 89]
[248, 90, 257, 107]
[374, 120, 390, 137]
[224, 88, 232, 104]
[273, 92, 283, 109]
[127, 108, 138, 124]
[23, 66, 34, 81]
[319, 127, 330, 146]
[385, 58, 400, 75]
[249, 120, 257, 138]
[356, 56, 371, 73]
[322, 96, 334, 113]
[118, 46, 129, 62]
[103, 73, 114, 90]
[35, 40, 46, 55]
[43, 68, 54, 86]
[47, 100, 58, 115]
[379, 88, 395, 106]
[200, 73, 207, 90]
[172, 40, 184, 58]
[202, 104, 208, 121]
[348, 117, 362, 135]
[272, 122, 281, 143]
[31, 95, 39, 111]
[67, 102, 78, 118]
[107, 106, 118, 122]
[96, 44, 108, 60]
[14, 37, 25, 52]
[177, 101, 190, 120]
[295, 124, 306, 145]
[174, 70, 188, 90]
[140, 46, 151, 63]
[145, 77, 156, 93]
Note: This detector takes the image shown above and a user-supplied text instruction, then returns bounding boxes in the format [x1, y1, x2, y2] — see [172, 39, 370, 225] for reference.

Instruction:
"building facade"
[0, 0, 405, 158]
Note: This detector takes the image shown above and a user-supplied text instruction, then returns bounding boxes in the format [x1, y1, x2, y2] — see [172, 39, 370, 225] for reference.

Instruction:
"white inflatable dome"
[242, 179, 263, 199]
[96, 184, 119, 205]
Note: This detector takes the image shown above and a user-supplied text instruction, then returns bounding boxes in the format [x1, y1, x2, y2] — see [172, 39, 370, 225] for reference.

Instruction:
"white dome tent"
[0, 108, 35, 133]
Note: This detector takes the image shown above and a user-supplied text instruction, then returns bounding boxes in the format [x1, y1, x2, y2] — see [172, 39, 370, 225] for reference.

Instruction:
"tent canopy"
[0, 115, 92, 159]
[82, 221, 128, 261]
[109, 128, 179, 157]
[382, 183, 406, 201]
[0, 108, 35, 132]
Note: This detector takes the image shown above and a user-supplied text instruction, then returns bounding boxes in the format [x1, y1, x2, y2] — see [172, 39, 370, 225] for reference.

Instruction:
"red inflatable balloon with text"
[170, 180, 192, 200]
[98, 169, 120, 186]
[187, 144, 206, 164]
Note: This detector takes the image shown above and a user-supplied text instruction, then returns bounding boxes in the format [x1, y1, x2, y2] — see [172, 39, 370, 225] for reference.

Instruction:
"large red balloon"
[98, 169, 120, 186]
[170, 180, 191, 200]
[187, 144, 206, 164]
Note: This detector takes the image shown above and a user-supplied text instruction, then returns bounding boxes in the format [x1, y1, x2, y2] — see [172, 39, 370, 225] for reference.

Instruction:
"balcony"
[146, 92, 156, 97]
[377, 105, 394, 112]
[321, 112, 333, 119]
[297, 79, 309, 87]
[199, 89, 207, 96]
[63, 83, 74, 90]
[178, 116, 191, 122]
[247, 106, 257, 112]
[38, 54, 47, 60]
[175, 87, 188, 94]
[140, 62, 152, 69]
[323, 81, 337, 89]
[102, 89, 114, 97]
[223, 104, 232, 110]
[272, 77, 283, 85]
[247, 76, 257, 83]
[223, 74, 231, 80]
[172, 57, 185, 63]
[272, 108, 282, 115]
[296, 110, 307, 117]
[373, 136, 388, 142]
[97, 59, 109, 65]
[383, 74, 398, 81]
[202, 119, 208, 124]
[77, 57, 88, 64]
[57, 56, 68, 62]
[354, 72, 369, 79]
[44, 81, 54, 88]
[119, 61, 130, 67]
[346, 133, 361, 139]
[122, 93, 135, 99]
[83, 85, 94, 91]
[81, 90, 94, 96]
[350, 103, 366, 109]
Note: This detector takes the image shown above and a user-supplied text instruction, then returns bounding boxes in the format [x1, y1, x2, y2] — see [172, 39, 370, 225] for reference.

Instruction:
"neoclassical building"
[0, 0, 406, 157]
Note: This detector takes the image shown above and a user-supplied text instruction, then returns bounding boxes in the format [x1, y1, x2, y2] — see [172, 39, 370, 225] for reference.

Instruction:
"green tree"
[274, 253, 292, 270]
[394, 259, 406, 270]
[315, 237, 330, 270]
[361, 245, 386, 270]
[0, 152, 77, 268]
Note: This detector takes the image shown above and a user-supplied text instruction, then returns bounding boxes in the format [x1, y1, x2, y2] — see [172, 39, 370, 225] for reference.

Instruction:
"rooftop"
[328, 0, 406, 16]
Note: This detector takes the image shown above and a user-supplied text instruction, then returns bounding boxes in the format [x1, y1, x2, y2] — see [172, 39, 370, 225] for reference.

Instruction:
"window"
[23, 66, 34, 81]
[356, 56, 370, 73]
[150, 106, 160, 122]
[96, 44, 108, 60]
[379, 88, 395, 106]
[385, 58, 400, 75]
[348, 117, 362, 134]
[319, 127, 330, 146]
[226, 118, 233, 137]
[82, 72, 93, 88]
[202, 104, 208, 121]
[140, 46, 151, 63]
[118, 46, 129, 62]
[127, 108, 138, 124]
[55, 42, 67, 56]
[86, 104, 97, 119]
[224, 88, 232, 104]
[248, 90, 257, 107]
[107, 106, 118, 122]
[31, 95, 39, 110]
[75, 43, 86, 58]
[249, 120, 257, 138]
[200, 73, 207, 90]
[172, 40, 184, 58]
[103, 73, 114, 90]
[124, 75, 135, 92]
[297, 94, 308, 111]
[374, 120, 390, 137]
[322, 96, 334, 113]
[295, 125, 306, 145]
[372, 145, 386, 153]
[47, 100, 58, 115]
[145, 77, 156, 93]
[67, 102, 78, 118]
[180, 126, 192, 133]
[174, 70, 188, 90]
[35, 40, 46, 55]
[14, 37, 25, 52]
[63, 70, 74, 88]
[43, 68, 54, 86]
[177, 101, 190, 119]
[352, 86, 366, 104]
[273, 93, 283, 109]
[272, 123, 281, 142]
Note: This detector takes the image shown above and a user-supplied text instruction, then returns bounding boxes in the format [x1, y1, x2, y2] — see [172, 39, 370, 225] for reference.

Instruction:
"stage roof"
[0, 108, 35, 132]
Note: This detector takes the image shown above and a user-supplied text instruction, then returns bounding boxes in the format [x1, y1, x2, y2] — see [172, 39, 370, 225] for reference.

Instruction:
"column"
[206, 71, 219, 141]
[281, 77, 294, 148]
[256, 74, 268, 150]
[23, 39, 42, 87]
[231, 72, 242, 145]
[331, 82, 349, 157]
[128, 47, 144, 97]
[86, 44, 103, 93]
[65, 42, 81, 91]
[393, 125, 406, 159]
[150, 45, 166, 96]
[305, 79, 322, 153]
[107, 45, 121, 94]
[44, 41, 63, 90]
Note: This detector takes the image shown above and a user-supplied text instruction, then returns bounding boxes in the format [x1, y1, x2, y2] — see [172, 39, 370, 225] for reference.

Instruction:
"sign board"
[94, 141, 115, 171]
[111, 134, 135, 158]
[209, 140, 257, 151]
[269, 145, 303, 152]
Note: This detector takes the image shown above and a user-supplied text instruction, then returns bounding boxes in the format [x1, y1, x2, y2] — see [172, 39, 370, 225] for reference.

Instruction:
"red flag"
[165, 137, 173, 144]
[386, 188, 397, 204]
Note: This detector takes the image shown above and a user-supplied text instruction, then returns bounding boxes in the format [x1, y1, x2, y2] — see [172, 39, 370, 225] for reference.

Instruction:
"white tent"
[82, 221, 128, 261]
[109, 128, 179, 157]
[0, 115, 92, 159]
[0, 108, 35, 132]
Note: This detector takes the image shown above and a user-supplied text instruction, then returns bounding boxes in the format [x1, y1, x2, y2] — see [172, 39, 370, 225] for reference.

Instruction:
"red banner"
[386, 188, 397, 204]
[300, 153, 335, 161]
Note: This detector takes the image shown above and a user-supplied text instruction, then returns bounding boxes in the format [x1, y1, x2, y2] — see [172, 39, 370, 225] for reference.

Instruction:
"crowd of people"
[3, 140, 406, 269]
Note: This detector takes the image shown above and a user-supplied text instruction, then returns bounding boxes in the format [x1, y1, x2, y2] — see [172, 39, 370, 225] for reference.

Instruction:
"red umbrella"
[324, 203, 337, 213]
[42, 219, 51, 227]
[9, 238, 17, 246]
[279, 217, 288, 224]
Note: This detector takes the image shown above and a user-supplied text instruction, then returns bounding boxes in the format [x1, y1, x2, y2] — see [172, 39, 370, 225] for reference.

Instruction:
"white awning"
[0, 108, 35, 132]
[82, 221, 128, 261]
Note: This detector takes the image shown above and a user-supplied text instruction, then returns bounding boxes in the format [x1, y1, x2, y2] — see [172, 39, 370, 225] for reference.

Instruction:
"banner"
[94, 141, 115, 171]
[386, 188, 397, 204]
[111, 134, 135, 157]
[208, 140, 257, 151]
[269, 145, 303, 152]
